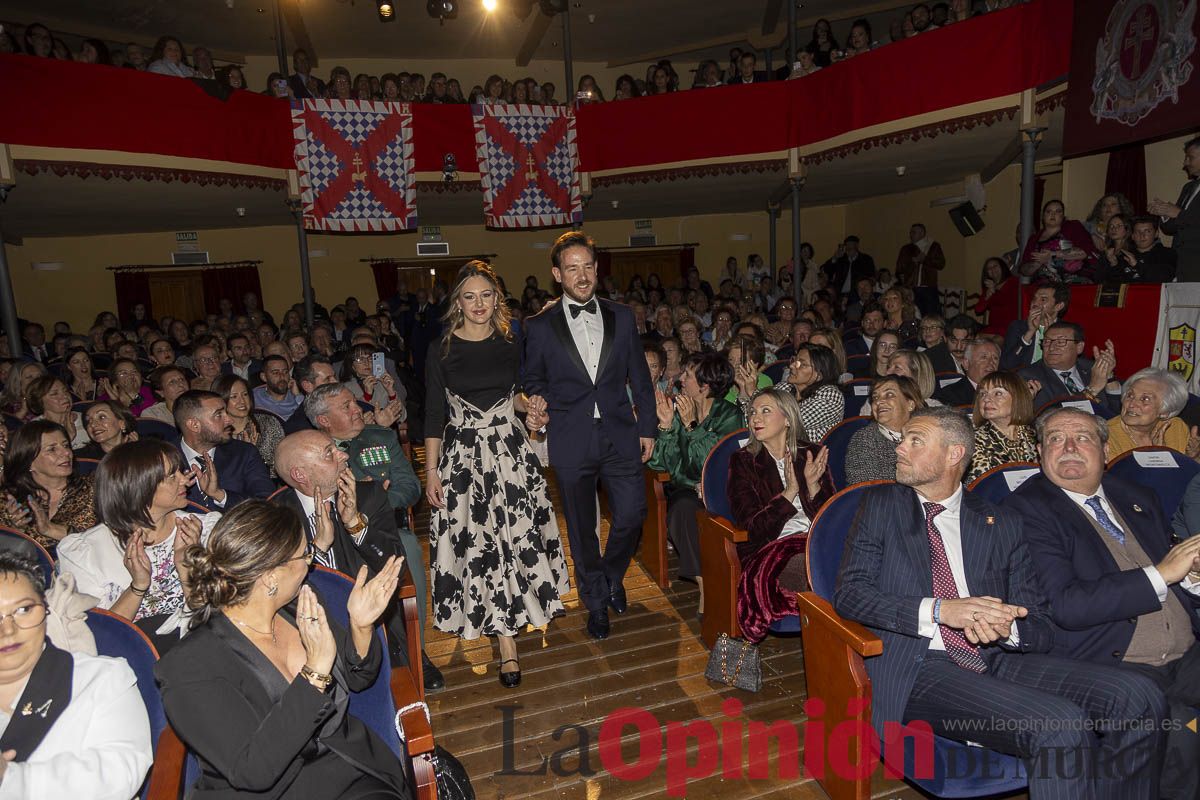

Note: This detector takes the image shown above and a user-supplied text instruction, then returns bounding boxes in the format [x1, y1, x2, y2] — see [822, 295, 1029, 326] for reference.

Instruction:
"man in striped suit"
[835, 406, 1166, 799]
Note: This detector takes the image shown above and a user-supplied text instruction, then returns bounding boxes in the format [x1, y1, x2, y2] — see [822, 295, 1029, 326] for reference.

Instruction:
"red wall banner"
[1064, 0, 1200, 158]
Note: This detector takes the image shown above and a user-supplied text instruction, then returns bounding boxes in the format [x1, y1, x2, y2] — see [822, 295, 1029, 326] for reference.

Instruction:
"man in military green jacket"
[306, 382, 445, 691]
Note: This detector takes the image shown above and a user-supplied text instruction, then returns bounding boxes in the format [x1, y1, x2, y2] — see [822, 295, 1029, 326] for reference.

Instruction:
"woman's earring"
[267, 583, 278, 597]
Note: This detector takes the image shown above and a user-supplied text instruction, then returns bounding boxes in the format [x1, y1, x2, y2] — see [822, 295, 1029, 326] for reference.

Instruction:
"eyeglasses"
[283, 542, 315, 566]
[1043, 338, 1078, 347]
[0, 603, 47, 629]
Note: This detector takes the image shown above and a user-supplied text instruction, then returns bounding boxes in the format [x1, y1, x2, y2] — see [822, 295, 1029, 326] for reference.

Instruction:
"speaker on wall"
[948, 202, 985, 237]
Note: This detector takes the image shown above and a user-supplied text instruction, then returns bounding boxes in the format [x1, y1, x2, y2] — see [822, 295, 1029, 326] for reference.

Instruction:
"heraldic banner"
[1064, 0, 1199, 157]
[472, 103, 582, 229]
[1152, 283, 1200, 390]
[291, 99, 417, 232]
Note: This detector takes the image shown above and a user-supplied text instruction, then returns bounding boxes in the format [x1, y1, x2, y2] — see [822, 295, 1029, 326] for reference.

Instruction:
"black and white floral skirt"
[430, 392, 569, 639]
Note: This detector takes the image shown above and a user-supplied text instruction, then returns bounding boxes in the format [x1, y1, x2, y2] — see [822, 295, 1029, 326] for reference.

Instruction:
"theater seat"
[798, 480, 1027, 799]
[965, 461, 1041, 505]
[74, 457, 101, 475]
[762, 359, 790, 385]
[695, 429, 750, 649]
[135, 418, 177, 441]
[0, 527, 54, 585]
[639, 469, 670, 589]
[821, 416, 871, 489]
[1106, 446, 1200, 521]
[1036, 394, 1116, 420]
[842, 378, 873, 417]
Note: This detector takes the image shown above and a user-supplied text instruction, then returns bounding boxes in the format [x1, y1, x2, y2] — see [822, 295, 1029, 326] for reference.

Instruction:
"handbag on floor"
[395, 704, 476, 800]
[704, 633, 762, 692]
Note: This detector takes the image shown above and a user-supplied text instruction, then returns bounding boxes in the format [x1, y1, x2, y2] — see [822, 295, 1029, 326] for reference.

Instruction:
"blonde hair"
[440, 260, 512, 356]
[744, 387, 808, 455]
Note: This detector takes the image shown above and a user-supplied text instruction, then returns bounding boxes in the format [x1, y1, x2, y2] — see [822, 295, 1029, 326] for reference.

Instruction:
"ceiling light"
[482, 0, 497, 10]
[377, 0, 395, 21]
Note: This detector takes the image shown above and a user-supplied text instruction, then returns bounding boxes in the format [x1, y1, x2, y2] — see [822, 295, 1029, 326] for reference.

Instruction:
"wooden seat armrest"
[397, 568, 416, 600]
[146, 725, 187, 800]
[797, 592, 882, 657]
[650, 470, 670, 484]
[710, 515, 748, 543]
[390, 666, 435, 757]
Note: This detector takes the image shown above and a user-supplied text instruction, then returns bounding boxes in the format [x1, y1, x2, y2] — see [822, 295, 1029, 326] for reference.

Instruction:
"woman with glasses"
[58, 440, 220, 652]
[341, 343, 401, 417]
[98, 358, 155, 416]
[0, 551, 152, 798]
[783, 344, 844, 441]
[158, 501, 410, 800]
[861, 329, 902, 379]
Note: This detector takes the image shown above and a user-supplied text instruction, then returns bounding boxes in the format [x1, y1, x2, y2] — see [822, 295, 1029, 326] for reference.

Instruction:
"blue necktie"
[1085, 496, 1125, 545]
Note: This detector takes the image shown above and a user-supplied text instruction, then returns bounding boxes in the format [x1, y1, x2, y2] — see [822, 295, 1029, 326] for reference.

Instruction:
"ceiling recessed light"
[482, 0, 497, 10]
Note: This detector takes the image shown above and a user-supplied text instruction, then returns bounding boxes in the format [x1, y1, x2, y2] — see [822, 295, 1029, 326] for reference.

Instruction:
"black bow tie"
[569, 300, 597, 318]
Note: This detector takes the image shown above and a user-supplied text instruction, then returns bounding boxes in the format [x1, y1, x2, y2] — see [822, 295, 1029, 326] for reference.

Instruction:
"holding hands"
[940, 596, 1028, 643]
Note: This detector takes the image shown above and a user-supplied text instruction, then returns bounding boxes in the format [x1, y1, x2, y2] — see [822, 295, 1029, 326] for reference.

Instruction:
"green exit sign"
[175, 231, 198, 243]
[421, 226, 442, 241]
[634, 219, 653, 230]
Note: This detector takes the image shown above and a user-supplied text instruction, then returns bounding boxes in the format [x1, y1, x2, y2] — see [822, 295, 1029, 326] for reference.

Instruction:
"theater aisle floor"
[411, 447, 970, 800]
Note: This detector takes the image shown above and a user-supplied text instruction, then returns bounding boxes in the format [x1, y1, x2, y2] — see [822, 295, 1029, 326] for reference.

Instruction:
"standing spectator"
[1149, 135, 1200, 281]
[146, 36, 196, 79]
[894, 223, 945, 316]
[823, 236, 877, 298]
[1085, 192, 1136, 251]
[974, 256, 1020, 335]
[1018, 199, 1099, 283]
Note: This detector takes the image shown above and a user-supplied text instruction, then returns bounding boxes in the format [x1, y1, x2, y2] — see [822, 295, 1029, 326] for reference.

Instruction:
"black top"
[424, 332, 521, 439]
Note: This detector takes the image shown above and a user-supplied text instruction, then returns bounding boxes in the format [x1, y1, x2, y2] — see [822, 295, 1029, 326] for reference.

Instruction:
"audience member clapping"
[27, 375, 88, 449]
[78, 400, 138, 459]
[0, 420, 96, 554]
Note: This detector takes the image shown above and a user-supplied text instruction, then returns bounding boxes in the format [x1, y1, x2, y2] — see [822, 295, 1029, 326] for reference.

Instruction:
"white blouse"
[773, 455, 812, 538]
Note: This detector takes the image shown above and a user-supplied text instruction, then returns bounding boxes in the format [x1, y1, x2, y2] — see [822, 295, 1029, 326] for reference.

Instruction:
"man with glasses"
[1019, 321, 1121, 411]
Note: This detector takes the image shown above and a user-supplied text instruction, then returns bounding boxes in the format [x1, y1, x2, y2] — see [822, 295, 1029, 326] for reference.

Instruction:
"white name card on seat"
[939, 377, 962, 388]
[1132, 451, 1179, 469]
[1003, 468, 1040, 491]
[1059, 400, 1093, 412]
[853, 385, 869, 395]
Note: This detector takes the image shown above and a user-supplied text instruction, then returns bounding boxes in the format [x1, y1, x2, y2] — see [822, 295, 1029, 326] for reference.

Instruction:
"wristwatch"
[687, 419, 700, 432]
[343, 513, 367, 534]
[300, 664, 333, 692]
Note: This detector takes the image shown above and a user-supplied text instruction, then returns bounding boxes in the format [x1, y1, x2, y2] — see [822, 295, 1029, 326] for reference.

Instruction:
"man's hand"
[1156, 536, 1200, 584]
[639, 437, 655, 463]
[1025, 308, 1044, 337]
[938, 597, 1026, 638]
[335, 468, 360, 528]
[1088, 339, 1117, 392]
[1148, 198, 1181, 219]
[188, 454, 226, 504]
[312, 486, 335, 552]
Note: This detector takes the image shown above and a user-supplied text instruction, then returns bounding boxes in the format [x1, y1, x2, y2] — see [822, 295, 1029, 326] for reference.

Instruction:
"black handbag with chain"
[704, 633, 762, 692]
[395, 706, 476, 800]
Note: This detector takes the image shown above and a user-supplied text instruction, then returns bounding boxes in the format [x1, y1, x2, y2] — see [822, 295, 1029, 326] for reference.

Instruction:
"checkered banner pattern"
[291, 99, 417, 232]
[472, 103, 582, 229]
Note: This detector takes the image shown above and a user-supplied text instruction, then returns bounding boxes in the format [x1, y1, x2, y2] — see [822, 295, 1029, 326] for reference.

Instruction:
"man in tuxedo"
[1149, 135, 1200, 281]
[1001, 283, 1069, 370]
[1006, 407, 1200, 798]
[288, 48, 325, 100]
[823, 236, 877, 298]
[221, 333, 261, 387]
[1018, 321, 1122, 412]
[402, 288, 440, 379]
[836, 407, 1166, 798]
[173, 390, 274, 511]
[933, 339, 998, 406]
[843, 304, 884, 357]
[523, 230, 657, 641]
[272, 430, 441, 688]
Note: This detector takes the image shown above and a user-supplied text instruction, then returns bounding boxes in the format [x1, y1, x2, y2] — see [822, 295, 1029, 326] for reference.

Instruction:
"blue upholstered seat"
[965, 462, 1041, 506]
[819, 416, 871, 490]
[1106, 445, 1200, 521]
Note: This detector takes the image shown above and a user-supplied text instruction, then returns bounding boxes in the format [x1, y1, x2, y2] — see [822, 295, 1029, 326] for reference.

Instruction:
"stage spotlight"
[377, 0, 395, 21]
[426, 0, 458, 21]
[482, 0, 497, 10]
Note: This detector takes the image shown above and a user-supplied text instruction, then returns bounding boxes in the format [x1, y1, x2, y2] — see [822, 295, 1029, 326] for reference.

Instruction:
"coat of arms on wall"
[1091, 0, 1196, 125]
[1169, 322, 1196, 381]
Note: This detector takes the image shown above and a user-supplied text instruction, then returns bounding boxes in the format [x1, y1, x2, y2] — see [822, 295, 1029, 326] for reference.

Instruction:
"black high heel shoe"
[498, 659, 521, 688]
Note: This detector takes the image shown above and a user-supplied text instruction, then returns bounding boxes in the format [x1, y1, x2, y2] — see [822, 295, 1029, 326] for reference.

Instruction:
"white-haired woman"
[1105, 367, 1198, 460]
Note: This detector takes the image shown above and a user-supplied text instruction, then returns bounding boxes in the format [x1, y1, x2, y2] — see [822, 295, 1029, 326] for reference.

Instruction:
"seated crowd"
[4, 1, 1025, 102]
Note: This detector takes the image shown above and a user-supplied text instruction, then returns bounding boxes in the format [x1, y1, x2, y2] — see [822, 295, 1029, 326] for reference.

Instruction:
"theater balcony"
[0, 0, 1070, 237]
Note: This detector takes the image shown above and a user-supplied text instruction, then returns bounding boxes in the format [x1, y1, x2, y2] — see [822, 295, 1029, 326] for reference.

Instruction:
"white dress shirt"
[0, 651, 152, 800]
[294, 488, 368, 570]
[180, 440, 226, 508]
[563, 298, 603, 418]
[915, 486, 1019, 648]
[1059, 485, 1200, 598]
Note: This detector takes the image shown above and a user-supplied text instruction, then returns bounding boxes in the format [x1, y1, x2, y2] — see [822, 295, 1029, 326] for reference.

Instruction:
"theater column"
[791, 176, 804, 308]
[1019, 90, 1046, 312]
[768, 205, 780, 280]
[0, 148, 21, 359]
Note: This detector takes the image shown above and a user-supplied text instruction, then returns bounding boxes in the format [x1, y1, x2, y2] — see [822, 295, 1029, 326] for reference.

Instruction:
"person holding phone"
[341, 344, 405, 423]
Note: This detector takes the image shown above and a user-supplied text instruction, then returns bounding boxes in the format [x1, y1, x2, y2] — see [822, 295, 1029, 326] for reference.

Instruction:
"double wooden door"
[148, 270, 206, 323]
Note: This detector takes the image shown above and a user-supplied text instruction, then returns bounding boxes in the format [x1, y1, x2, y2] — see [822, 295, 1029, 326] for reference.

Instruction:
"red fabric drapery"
[370, 262, 400, 305]
[1105, 144, 1148, 215]
[0, 0, 1071, 178]
[200, 265, 263, 315]
[113, 271, 153, 327]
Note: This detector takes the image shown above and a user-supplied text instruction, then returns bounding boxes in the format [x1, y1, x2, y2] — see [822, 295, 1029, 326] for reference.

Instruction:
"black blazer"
[1005, 473, 1200, 665]
[922, 341, 960, 375]
[823, 253, 877, 295]
[834, 483, 1054, 737]
[155, 596, 410, 800]
[178, 439, 276, 511]
[1000, 319, 1039, 370]
[933, 376, 976, 407]
[1018, 357, 1120, 413]
[1161, 178, 1200, 282]
[522, 298, 657, 470]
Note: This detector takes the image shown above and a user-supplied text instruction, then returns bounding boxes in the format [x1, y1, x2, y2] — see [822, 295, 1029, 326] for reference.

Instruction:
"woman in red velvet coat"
[728, 388, 835, 642]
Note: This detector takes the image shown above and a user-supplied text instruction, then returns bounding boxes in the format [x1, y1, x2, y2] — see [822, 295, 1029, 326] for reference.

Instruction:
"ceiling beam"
[279, 0, 316, 67]
[980, 134, 1023, 183]
[761, 0, 783, 36]
[516, 10, 554, 67]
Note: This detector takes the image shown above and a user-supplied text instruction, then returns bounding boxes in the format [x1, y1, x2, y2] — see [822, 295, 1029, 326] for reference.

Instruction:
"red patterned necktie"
[924, 502, 988, 673]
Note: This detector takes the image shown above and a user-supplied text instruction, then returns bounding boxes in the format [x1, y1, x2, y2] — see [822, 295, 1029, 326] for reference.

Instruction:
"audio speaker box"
[948, 202, 984, 237]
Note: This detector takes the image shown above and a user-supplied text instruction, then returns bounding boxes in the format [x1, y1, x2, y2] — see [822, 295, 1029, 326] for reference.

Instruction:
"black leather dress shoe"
[422, 652, 445, 692]
[587, 609, 610, 640]
[607, 584, 627, 615]
[498, 659, 521, 688]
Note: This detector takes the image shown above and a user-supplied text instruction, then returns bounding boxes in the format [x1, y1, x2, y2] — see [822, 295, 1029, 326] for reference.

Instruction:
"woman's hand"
[297, 586, 337, 676]
[379, 373, 396, 397]
[361, 375, 378, 394]
[735, 361, 760, 397]
[802, 447, 829, 496]
[675, 394, 698, 427]
[781, 451, 800, 503]
[3, 493, 30, 530]
[1031, 249, 1053, 265]
[1187, 426, 1200, 461]
[425, 473, 445, 509]
[347, 557, 403, 631]
[173, 515, 202, 587]
[123, 530, 153, 592]
[654, 390, 674, 429]
[27, 498, 66, 542]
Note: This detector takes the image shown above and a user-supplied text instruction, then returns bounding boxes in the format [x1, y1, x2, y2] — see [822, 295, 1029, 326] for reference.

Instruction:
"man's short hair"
[1131, 215, 1159, 232]
[261, 354, 290, 373]
[1184, 135, 1200, 153]
[860, 302, 883, 318]
[173, 390, 220, 430]
[910, 406, 974, 465]
[1034, 406, 1109, 446]
[1036, 281, 1072, 315]
[550, 230, 596, 269]
[844, 235, 860, 245]
[963, 338, 998, 363]
[305, 382, 350, 425]
[294, 355, 333, 387]
[946, 314, 977, 336]
[1045, 320, 1085, 342]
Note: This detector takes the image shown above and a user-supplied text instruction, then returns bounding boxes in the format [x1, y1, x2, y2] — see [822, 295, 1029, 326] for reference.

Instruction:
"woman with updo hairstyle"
[58, 439, 220, 651]
[157, 501, 409, 799]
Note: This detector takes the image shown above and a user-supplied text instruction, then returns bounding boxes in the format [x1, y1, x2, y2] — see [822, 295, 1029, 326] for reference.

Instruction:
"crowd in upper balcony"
[1, 0, 1026, 106]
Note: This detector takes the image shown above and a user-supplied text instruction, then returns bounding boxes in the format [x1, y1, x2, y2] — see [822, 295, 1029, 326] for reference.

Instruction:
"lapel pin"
[1132, 504, 1143, 513]
[985, 515, 995, 525]
[20, 698, 52, 718]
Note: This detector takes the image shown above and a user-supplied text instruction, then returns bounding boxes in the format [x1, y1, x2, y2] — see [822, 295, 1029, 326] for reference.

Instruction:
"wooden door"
[607, 250, 683, 296]
[148, 270, 206, 323]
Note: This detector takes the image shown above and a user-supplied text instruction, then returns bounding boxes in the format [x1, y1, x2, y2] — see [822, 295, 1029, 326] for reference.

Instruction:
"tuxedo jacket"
[834, 483, 1054, 736]
[1161, 178, 1200, 281]
[1018, 357, 1120, 413]
[522, 297, 657, 470]
[932, 375, 975, 407]
[177, 439, 275, 511]
[1005, 473, 1200, 665]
